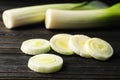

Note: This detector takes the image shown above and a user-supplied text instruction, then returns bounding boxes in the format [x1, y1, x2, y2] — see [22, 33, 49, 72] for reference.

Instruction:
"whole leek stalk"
[45, 3, 120, 29]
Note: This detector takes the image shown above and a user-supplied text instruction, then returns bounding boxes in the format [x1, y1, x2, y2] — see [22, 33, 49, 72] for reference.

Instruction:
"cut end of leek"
[21, 39, 50, 55]
[50, 33, 74, 55]
[2, 11, 14, 29]
[69, 35, 91, 58]
[84, 38, 113, 61]
[28, 54, 63, 73]
[45, 9, 53, 29]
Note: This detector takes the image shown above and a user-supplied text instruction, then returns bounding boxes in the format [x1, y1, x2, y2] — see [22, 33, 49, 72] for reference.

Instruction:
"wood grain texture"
[0, 0, 120, 80]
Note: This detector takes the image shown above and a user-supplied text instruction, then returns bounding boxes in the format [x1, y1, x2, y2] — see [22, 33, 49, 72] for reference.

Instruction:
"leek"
[69, 35, 91, 58]
[50, 33, 74, 55]
[45, 3, 120, 29]
[77, 0, 108, 10]
[28, 54, 63, 73]
[84, 38, 113, 61]
[21, 39, 50, 55]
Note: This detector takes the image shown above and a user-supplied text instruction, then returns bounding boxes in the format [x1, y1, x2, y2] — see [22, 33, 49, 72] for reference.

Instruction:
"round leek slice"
[84, 38, 113, 61]
[21, 39, 50, 55]
[69, 35, 91, 58]
[50, 34, 74, 55]
[28, 54, 63, 73]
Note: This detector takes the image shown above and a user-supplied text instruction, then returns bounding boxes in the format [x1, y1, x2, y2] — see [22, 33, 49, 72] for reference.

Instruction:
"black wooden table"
[0, 0, 120, 80]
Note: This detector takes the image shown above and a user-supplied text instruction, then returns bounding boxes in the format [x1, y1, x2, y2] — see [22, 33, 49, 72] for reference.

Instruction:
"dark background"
[0, 0, 119, 4]
[0, 0, 120, 80]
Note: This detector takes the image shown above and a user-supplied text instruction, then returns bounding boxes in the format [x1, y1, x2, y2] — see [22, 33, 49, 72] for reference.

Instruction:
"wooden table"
[0, 1, 120, 80]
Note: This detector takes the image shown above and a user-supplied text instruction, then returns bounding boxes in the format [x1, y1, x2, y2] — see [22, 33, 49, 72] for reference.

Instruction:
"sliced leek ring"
[21, 39, 50, 55]
[28, 54, 63, 73]
[84, 38, 113, 61]
[50, 33, 74, 55]
[69, 35, 91, 58]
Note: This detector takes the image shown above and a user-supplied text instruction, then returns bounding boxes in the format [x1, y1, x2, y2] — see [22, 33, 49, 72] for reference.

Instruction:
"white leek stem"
[45, 3, 120, 29]
[45, 9, 106, 29]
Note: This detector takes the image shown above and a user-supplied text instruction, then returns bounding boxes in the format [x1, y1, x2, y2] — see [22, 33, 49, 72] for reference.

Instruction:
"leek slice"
[84, 38, 113, 61]
[28, 54, 63, 73]
[21, 39, 50, 55]
[69, 35, 91, 58]
[50, 34, 74, 55]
